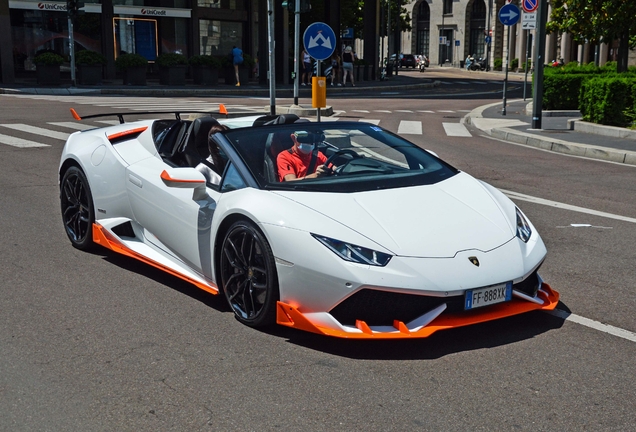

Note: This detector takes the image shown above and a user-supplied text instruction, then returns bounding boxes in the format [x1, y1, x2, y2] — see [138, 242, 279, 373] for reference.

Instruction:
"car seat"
[180, 116, 220, 167]
[263, 131, 294, 182]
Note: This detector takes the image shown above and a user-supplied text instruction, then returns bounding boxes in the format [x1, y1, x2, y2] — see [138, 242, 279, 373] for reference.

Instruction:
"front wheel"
[219, 220, 279, 327]
[60, 166, 95, 250]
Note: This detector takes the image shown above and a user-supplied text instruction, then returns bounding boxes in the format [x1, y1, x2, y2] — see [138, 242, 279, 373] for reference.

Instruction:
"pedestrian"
[465, 54, 471, 71]
[342, 46, 355, 87]
[301, 49, 312, 86]
[231, 45, 243, 86]
[330, 52, 341, 86]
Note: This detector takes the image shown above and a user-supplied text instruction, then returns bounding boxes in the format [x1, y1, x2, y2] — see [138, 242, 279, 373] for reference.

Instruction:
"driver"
[277, 131, 331, 182]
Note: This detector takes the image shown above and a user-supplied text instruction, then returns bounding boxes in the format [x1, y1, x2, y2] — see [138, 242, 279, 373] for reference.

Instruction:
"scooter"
[469, 57, 488, 71]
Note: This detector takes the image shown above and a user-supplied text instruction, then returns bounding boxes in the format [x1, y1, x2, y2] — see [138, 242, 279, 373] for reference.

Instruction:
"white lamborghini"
[59, 109, 559, 339]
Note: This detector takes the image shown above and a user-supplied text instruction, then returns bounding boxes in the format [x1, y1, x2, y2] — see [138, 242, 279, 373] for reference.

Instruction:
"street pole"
[531, 0, 548, 129]
[440, 6, 445, 66]
[68, 17, 76, 87]
[293, 0, 300, 106]
[523, 32, 532, 100]
[486, 0, 492, 70]
[502, 24, 511, 115]
[316, 61, 321, 122]
[267, 0, 276, 115]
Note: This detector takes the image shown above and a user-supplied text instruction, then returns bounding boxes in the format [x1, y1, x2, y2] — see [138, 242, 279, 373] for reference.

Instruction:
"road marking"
[395, 109, 413, 113]
[360, 119, 380, 125]
[548, 309, 636, 343]
[0, 124, 70, 140]
[96, 120, 122, 125]
[48, 122, 96, 131]
[397, 120, 422, 135]
[438, 110, 456, 113]
[0, 133, 50, 148]
[352, 109, 370, 113]
[374, 110, 392, 113]
[439, 81, 452, 84]
[418, 110, 435, 113]
[501, 189, 636, 224]
[442, 123, 472, 137]
[456, 81, 471, 85]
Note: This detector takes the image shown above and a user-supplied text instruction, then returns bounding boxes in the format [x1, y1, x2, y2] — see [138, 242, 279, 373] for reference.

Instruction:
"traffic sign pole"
[498, 3, 520, 115]
[532, 0, 548, 129]
[293, 0, 300, 106]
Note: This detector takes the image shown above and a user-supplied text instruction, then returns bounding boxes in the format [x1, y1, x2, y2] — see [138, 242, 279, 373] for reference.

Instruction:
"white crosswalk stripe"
[0, 124, 70, 140]
[360, 119, 380, 125]
[0, 133, 50, 148]
[48, 122, 96, 131]
[397, 120, 422, 135]
[395, 110, 413, 113]
[442, 122, 472, 137]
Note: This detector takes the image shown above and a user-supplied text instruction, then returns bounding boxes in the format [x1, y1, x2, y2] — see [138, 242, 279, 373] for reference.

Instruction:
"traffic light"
[66, 0, 84, 19]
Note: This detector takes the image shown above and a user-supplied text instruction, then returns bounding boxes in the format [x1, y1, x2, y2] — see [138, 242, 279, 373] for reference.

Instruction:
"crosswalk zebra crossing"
[0, 94, 474, 149]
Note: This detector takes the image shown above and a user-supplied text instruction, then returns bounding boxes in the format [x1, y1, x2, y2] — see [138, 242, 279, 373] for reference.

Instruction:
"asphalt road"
[1, 77, 635, 431]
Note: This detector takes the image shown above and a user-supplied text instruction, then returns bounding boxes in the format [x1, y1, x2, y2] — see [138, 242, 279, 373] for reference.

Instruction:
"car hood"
[272, 172, 515, 258]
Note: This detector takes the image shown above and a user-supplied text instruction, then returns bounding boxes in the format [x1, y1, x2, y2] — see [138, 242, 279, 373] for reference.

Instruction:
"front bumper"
[276, 283, 559, 339]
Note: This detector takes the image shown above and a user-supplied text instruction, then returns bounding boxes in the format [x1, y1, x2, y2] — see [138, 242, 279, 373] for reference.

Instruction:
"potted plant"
[156, 53, 188, 86]
[76, 50, 105, 85]
[116, 53, 148, 85]
[33, 52, 64, 86]
[189, 55, 220, 86]
[241, 54, 255, 83]
[354, 58, 365, 82]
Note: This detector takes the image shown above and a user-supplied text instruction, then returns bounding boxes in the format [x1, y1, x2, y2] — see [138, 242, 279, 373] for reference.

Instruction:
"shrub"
[493, 58, 502, 71]
[521, 59, 532, 70]
[33, 52, 64, 66]
[543, 74, 589, 110]
[242, 53, 255, 69]
[115, 53, 148, 70]
[75, 50, 106, 65]
[579, 76, 636, 126]
[156, 53, 187, 67]
[510, 58, 519, 70]
[189, 55, 220, 68]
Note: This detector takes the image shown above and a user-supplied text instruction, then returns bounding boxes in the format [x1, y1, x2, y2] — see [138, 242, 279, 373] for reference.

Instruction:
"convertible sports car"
[59, 109, 559, 339]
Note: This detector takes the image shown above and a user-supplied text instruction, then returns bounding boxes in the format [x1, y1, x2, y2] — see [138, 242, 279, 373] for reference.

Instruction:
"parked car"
[400, 54, 417, 68]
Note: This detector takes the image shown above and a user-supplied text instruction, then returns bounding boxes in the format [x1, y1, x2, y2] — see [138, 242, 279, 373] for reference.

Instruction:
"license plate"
[465, 282, 512, 310]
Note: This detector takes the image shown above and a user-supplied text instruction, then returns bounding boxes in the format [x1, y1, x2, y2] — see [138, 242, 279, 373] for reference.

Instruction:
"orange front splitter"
[276, 284, 560, 339]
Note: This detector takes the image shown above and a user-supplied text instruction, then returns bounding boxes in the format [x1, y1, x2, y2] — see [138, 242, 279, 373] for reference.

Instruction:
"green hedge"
[579, 76, 636, 127]
[542, 74, 589, 110]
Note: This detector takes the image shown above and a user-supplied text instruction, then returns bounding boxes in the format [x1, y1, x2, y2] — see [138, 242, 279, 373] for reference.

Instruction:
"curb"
[466, 101, 636, 166]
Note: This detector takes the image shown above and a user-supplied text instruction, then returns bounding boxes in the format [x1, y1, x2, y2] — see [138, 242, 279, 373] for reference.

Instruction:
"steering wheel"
[323, 149, 360, 176]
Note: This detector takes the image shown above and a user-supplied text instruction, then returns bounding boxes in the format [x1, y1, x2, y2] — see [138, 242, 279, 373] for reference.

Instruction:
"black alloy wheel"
[60, 166, 95, 250]
[220, 220, 279, 327]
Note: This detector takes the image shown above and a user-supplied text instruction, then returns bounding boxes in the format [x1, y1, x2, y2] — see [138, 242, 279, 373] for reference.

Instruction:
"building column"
[516, 26, 527, 67]
[0, 0, 14, 84]
[560, 32, 572, 63]
[582, 42, 591, 64]
[363, 0, 379, 79]
[101, 0, 115, 80]
[599, 43, 609, 66]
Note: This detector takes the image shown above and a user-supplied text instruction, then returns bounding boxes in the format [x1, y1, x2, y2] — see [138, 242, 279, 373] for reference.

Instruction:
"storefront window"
[199, 19, 242, 56]
[114, 16, 189, 60]
[10, 9, 102, 72]
[113, 0, 190, 7]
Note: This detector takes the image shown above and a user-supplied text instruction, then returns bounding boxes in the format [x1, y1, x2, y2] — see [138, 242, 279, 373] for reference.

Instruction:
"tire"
[60, 166, 95, 250]
[219, 220, 279, 327]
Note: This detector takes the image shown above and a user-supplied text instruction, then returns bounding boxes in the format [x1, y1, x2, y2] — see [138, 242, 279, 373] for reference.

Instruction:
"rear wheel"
[220, 220, 279, 327]
[60, 166, 95, 250]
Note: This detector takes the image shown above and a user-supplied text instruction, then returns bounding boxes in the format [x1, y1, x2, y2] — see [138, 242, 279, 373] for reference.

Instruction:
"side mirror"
[160, 168, 208, 200]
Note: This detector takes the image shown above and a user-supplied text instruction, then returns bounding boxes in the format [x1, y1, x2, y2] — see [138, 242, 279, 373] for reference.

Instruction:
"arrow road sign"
[303, 22, 336, 61]
[522, 0, 538, 13]
[499, 3, 521, 26]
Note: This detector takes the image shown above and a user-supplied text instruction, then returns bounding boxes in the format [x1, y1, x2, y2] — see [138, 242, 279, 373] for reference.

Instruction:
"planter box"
[123, 66, 147, 85]
[36, 65, 61, 86]
[192, 66, 218, 86]
[77, 64, 102, 85]
[159, 65, 187, 86]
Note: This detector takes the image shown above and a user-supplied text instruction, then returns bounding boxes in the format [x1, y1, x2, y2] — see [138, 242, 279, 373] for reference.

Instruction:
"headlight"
[312, 234, 392, 266]
[516, 207, 532, 243]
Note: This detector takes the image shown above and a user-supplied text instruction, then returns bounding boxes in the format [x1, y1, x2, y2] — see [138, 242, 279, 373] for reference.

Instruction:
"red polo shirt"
[277, 148, 327, 181]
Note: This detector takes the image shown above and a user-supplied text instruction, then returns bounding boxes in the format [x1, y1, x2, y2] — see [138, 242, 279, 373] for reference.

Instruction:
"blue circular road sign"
[499, 3, 521, 26]
[303, 22, 336, 61]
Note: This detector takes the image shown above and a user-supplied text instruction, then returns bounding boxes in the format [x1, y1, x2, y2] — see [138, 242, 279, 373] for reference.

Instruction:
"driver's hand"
[315, 164, 332, 177]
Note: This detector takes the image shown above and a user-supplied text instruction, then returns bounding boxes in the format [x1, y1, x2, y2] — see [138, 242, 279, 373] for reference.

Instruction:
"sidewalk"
[466, 99, 636, 166]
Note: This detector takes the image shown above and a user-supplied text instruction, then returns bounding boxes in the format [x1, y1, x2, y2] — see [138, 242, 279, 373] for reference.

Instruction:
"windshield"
[222, 121, 458, 193]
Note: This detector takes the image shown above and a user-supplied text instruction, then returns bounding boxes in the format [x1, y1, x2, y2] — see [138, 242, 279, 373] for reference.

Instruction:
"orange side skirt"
[276, 284, 560, 339]
[92, 223, 219, 296]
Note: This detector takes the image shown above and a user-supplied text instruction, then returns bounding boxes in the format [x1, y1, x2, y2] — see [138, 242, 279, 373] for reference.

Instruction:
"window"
[221, 163, 247, 193]
[443, 0, 452, 15]
[199, 20, 243, 56]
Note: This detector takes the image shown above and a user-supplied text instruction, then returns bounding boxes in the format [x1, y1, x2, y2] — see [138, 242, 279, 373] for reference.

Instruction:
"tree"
[547, 0, 636, 72]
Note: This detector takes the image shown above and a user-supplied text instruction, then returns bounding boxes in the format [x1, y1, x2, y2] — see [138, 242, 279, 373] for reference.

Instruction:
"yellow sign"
[312, 76, 327, 108]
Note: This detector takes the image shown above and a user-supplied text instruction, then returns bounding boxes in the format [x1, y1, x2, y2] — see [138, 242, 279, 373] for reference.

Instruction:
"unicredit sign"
[38, 2, 67, 10]
[141, 8, 167, 15]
